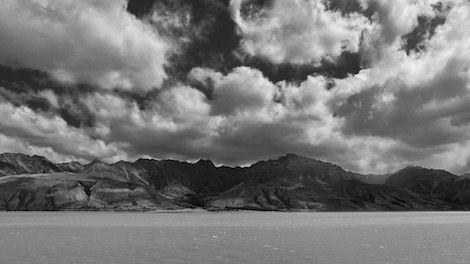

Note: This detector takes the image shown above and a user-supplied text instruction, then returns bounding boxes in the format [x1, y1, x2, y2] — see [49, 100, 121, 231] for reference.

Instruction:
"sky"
[0, 0, 469, 175]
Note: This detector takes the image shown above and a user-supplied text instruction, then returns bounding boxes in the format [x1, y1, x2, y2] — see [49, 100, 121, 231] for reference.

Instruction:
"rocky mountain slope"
[353, 173, 392, 184]
[386, 166, 470, 205]
[0, 153, 61, 176]
[0, 152, 469, 211]
[0, 173, 178, 211]
[206, 154, 457, 211]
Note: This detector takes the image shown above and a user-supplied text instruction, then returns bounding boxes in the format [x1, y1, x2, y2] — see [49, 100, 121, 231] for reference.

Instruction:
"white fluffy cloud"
[0, 0, 169, 91]
[359, 0, 447, 65]
[230, 0, 370, 65]
[0, 97, 128, 163]
[334, 0, 470, 173]
[189, 67, 279, 116]
[0, 134, 86, 164]
[76, 67, 387, 172]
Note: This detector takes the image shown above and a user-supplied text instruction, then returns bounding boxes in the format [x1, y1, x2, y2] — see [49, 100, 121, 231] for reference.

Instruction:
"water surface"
[1, 211, 469, 264]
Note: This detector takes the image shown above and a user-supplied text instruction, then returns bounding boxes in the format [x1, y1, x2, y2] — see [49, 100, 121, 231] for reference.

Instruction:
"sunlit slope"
[0, 173, 179, 211]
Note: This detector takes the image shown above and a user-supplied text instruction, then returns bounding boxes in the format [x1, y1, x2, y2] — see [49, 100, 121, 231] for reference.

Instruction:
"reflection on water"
[1, 211, 470, 264]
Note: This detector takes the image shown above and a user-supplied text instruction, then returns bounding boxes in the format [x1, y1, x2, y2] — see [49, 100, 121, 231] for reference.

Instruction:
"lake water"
[1, 211, 470, 264]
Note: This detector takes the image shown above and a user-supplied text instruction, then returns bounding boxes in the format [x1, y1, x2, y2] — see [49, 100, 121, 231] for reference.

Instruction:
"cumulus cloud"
[3, 0, 470, 176]
[0, 0, 169, 91]
[334, 0, 470, 173]
[0, 97, 128, 163]
[230, 0, 370, 65]
[0, 133, 86, 164]
[359, 0, 445, 65]
[78, 67, 379, 172]
[189, 67, 279, 116]
[37, 90, 60, 109]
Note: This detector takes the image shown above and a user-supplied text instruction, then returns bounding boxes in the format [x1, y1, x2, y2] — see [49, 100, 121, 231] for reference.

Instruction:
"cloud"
[37, 90, 60, 109]
[189, 67, 279, 116]
[79, 67, 357, 170]
[0, 0, 169, 92]
[230, 0, 370, 65]
[0, 133, 86, 164]
[359, 0, 445, 65]
[333, 0, 470, 173]
[3, 0, 470, 177]
[0, 98, 128, 163]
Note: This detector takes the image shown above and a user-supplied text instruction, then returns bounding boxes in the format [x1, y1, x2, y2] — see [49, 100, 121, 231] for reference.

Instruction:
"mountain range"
[1, 152, 470, 211]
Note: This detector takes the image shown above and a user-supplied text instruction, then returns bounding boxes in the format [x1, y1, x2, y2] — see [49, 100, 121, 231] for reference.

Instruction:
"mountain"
[0, 153, 60, 176]
[0, 152, 469, 211]
[354, 173, 392, 184]
[56, 161, 83, 173]
[0, 173, 179, 211]
[461, 172, 470, 179]
[113, 158, 246, 206]
[386, 166, 470, 205]
[0, 153, 248, 210]
[206, 154, 455, 211]
[81, 159, 130, 182]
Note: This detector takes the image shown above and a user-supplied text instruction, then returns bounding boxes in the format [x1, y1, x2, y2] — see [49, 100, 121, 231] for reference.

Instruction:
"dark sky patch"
[128, 0, 241, 80]
[0, 65, 98, 128]
[127, 0, 363, 89]
[59, 99, 96, 129]
[126, 0, 158, 18]
[324, 0, 375, 20]
[403, 3, 448, 54]
[0, 66, 98, 96]
[0, 66, 56, 94]
[323, 0, 363, 15]
[0, 87, 50, 112]
[222, 51, 361, 85]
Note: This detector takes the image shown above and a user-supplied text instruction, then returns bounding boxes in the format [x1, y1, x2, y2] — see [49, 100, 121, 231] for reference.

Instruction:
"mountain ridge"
[0, 152, 469, 211]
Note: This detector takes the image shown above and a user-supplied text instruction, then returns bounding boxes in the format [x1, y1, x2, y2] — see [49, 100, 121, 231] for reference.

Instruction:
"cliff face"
[0, 152, 469, 211]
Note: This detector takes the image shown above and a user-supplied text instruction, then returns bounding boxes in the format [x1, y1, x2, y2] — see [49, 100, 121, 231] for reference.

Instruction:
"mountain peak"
[284, 153, 299, 158]
[277, 153, 301, 162]
[89, 158, 105, 165]
[276, 153, 316, 165]
[196, 159, 215, 167]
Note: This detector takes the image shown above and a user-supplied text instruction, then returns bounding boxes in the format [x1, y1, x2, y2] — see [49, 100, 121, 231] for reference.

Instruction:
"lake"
[1, 211, 470, 264]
